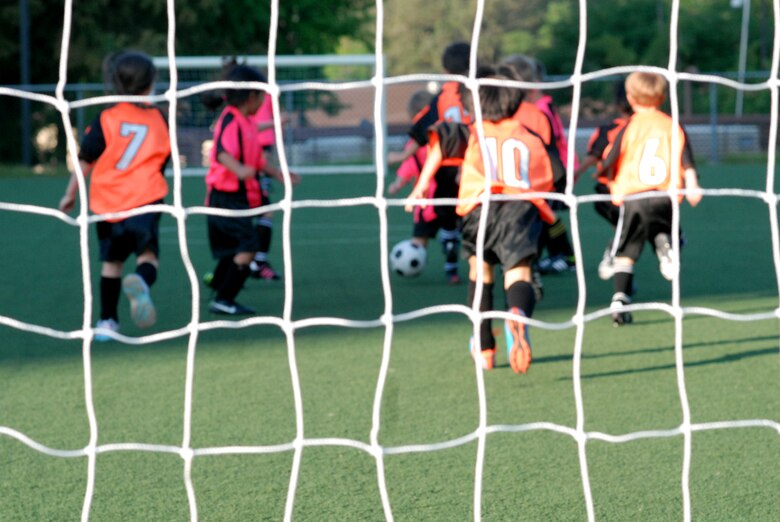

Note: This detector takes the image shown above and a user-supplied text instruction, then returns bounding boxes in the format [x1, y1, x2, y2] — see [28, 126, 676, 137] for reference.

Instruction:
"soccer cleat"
[122, 273, 156, 328]
[504, 307, 532, 374]
[610, 294, 633, 327]
[209, 299, 256, 315]
[598, 248, 615, 280]
[250, 260, 281, 280]
[469, 338, 495, 370]
[94, 318, 119, 342]
[537, 255, 576, 275]
[654, 234, 676, 281]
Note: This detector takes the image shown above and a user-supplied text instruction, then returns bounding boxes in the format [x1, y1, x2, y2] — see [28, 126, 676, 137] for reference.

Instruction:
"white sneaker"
[654, 234, 676, 281]
[94, 318, 119, 342]
[122, 273, 156, 328]
[598, 248, 614, 280]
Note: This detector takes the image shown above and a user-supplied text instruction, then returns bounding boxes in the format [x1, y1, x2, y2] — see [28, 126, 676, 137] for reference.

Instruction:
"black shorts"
[207, 190, 260, 259]
[97, 204, 162, 263]
[615, 194, 673, 261]
[461, 200, 542, 271]
[412, 166, 459, 238]
[413, 204, 459, 238]
[594, 182, 620, 227]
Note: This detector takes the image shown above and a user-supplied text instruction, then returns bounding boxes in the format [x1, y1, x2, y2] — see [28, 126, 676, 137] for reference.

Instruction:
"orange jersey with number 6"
[610, 109, 686, 205]
[80, 102, 170, 215]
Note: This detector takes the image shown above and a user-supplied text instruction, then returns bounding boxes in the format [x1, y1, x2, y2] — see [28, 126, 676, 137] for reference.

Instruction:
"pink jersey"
[535, 95, 579, 170]
[206, 105, 266, 207]
[395, 139, 428, 185]
[252, 95, 275, 148]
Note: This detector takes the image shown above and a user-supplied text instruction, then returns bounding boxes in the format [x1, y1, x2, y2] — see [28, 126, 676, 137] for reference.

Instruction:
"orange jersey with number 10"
[611, 109, 686, 205]
[457, 119, 554, 219]
[86, 102, 170, 215]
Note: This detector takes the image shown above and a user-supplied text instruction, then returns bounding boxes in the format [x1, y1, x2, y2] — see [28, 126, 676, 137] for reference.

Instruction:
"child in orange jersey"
[59, 50, 170, 340]
[407, 64, 561, 375]
[388, 42, 472, 284]
[500, 55, 578, 275]
[598, 72, 702, 325]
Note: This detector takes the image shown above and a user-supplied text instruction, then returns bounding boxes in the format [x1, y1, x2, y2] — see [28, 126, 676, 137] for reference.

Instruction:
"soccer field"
[0, 164, 778, 520]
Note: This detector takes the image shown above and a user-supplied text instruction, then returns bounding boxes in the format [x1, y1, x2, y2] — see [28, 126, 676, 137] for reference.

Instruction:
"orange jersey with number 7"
[79, 102, 170, 215]
[609, 109, 688, 206]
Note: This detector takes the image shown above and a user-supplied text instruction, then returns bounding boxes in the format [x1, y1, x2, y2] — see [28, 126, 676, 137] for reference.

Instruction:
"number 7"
[116, 123, 149, 170]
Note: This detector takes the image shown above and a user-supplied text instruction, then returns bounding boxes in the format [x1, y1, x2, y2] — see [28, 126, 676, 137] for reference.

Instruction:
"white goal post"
[152, 54, 388, 176]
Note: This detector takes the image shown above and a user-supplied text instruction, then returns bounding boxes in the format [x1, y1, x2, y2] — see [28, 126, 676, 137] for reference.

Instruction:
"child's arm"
[387, 141, 420, 166]
[217, 151, 256, 180]
[574, 154, 599, 179]
[404, 142, 442, 212]
[59, 160, 92, 213]
[684, 168, 702, 207]
[256, 113, 290, 133]
[264, 164, 301, 185]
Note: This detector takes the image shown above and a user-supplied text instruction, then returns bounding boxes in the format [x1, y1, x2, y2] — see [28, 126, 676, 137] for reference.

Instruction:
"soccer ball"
[390, 240, 427, 277]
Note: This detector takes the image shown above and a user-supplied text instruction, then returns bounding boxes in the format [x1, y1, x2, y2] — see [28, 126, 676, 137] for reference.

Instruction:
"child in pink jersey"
[203, 64, 268, 315]
[248, 92, 295, 280]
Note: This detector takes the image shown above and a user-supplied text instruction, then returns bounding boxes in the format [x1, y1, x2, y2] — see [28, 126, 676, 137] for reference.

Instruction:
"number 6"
[638, 138, 667, 186]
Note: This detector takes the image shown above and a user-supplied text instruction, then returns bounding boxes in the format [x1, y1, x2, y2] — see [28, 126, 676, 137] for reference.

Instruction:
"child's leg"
[135, 251, 158, 287]
[251, 213, 280, 280]
[100, 261, 124, 322]
[440, 228, 460, 284]
[503, 261, 535, 374]
[538, 217, 576, 274]
[208, 256, 234, 290]
[467, 256, 496, 369]
[212, 252, 255, 313]
[611, 257, 634, 326]
[254, 214, 273, 262]
[122, 250, 158, 329]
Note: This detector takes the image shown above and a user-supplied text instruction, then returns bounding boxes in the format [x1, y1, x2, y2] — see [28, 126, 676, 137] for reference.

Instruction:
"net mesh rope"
[0, 0, 779, 521]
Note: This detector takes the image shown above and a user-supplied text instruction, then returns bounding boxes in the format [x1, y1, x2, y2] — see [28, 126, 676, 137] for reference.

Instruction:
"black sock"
[217, 261, 251, 303]
[135, 262, 157, 288]
[100, 276, 121, 321]
[210, 256, 233, 290]
[506, 281, 536, 318]
[440, 229, 460, 272]
[468, 280, 495, 349]
[547, 218, 574, 258]
[613, 269, 634, 301]
[256, 221, 272, 256]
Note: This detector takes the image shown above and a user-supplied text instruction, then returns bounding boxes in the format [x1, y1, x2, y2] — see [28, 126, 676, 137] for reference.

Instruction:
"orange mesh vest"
[436, 82, 471, 124]
[611, 109, 686, 205]
[88, 103, 170, 215]
[457, 119, 554, 217]
[513, 101, 552, 146]
[589, 117, 628, 185]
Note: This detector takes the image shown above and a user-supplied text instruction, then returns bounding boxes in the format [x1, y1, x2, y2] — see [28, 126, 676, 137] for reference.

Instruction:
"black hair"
[407, 89, 434, 117]
[103, 50, 156, 95]
[441, 41, 471, 75]
[475, 64, 524, 122]
[224, 64, 267, 107]
[614, 80, 633, 115]
[201, 60, 267, 111]
[499, 54, 539, 83]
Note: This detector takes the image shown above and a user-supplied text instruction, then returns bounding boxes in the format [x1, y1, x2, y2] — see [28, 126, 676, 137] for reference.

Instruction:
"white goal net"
[1, 0, 779, 521]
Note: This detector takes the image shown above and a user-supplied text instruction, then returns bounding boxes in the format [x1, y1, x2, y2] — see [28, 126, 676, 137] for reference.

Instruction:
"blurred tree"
[1, 0, 374, 163]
